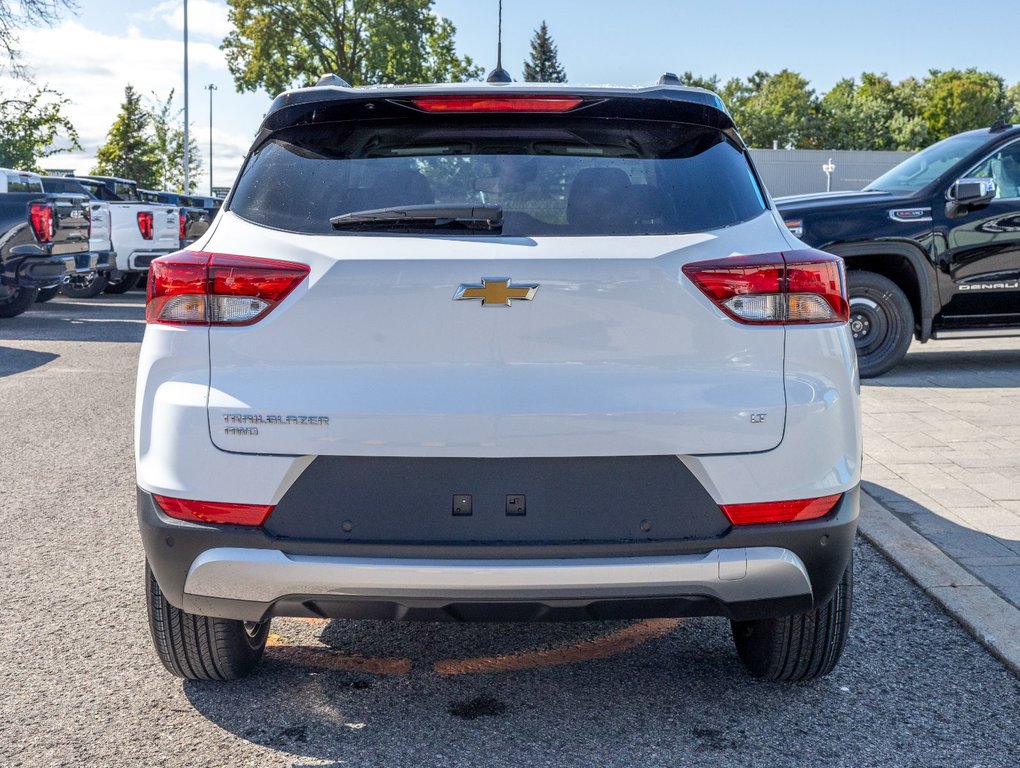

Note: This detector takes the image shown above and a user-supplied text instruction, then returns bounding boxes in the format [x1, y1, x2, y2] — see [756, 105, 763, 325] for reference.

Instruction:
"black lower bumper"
[13, 253, 75, 288]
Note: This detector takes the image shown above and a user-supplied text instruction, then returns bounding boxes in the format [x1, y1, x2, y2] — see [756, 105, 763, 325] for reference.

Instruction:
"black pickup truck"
[776, 123, 1020, 377]
[0, 168, 90, 318]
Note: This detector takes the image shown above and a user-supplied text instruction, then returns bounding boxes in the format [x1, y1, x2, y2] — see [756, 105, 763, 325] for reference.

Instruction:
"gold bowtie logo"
[454, 278, 539, 307]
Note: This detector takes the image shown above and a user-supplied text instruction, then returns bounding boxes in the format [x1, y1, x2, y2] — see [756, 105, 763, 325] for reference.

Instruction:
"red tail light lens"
[683, 250, 849, 325]
[28, 202, 54, 243]
[410, 95, 584, 113]
[146, 250, 310, 326]
[137, 211, 154, 240]
[153, 494, 274, 526]
[179, 212, 187, 240]
[721, 494, 842, 525]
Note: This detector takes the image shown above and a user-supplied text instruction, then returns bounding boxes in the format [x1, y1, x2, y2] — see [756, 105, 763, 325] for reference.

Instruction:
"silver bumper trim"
[182, 547, 813, 609]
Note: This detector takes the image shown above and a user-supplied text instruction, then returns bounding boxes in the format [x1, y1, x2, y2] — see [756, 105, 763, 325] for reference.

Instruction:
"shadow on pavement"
[0, 297, 146, 344]
[866, 346, 1020, 389]
[0, 346, 58, 377]
[863, 481, 1020, 609]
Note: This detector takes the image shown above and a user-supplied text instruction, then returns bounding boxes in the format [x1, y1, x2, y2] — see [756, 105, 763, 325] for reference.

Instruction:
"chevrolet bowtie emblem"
[454, 278, 539, 307]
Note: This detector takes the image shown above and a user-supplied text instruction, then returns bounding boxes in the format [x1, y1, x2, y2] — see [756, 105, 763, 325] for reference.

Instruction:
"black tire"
[104, 272, 141, 294]
[60, 271, 109, 299]
[146, 562, 269, 680]
[0, 287, 38, 318]
[34, 285, 60, 303]
[847, 271, 913, 378]
[731, 554, 853, 682]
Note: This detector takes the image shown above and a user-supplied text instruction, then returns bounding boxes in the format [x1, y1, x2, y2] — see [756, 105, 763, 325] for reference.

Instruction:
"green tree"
[221, 0, 481, 96]
[676, 72, 720, 92]
[522, 20, 566, 83]
[0, 86, 80, 169]
[93, 85, 160, 188]
[821, 73, 908, 150]
[724, 70, 822, 148]
[1008, 82, 1020, 123]
[147, 90, 201, 193]
[922, 68, 1007, 140]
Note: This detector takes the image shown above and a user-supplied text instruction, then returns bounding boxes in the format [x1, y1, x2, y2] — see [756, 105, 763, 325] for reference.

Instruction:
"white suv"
[136, 80, 861, 682]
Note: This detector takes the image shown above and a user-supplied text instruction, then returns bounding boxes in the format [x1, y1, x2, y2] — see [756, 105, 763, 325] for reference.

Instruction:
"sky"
[5, 0, 1020, 194]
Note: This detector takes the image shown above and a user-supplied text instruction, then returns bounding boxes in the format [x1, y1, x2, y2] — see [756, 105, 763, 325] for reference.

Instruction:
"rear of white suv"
[136, 83, 860, 682]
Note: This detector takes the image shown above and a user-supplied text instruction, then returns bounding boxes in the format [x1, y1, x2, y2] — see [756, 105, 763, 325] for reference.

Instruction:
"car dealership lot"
[1, 296, 1018, 767]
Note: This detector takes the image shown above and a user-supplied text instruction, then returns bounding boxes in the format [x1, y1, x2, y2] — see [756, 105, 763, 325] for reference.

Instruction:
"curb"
[857, 491, 1020, 676]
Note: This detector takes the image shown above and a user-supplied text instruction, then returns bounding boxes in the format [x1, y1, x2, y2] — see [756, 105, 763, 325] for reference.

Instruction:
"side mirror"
[946, 177, 996, 218]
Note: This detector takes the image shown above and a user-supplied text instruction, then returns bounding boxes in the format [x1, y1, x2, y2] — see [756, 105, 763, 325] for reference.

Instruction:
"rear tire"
[731, 554, 853, 682]
[0, 287, 38, 318]
[35, 285, 60, 303]
[146, 562, 269, 680]
[60, 272, 109, 299]
[847, 271, 913, 378]
[104, 272, 141, 294]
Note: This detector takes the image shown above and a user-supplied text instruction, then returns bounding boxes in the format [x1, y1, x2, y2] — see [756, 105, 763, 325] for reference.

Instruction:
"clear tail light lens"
[28, 202, 54, 243]
[683, 250, 849, 325]
[153, 494, 275, 526]
[137, 211, 154, 240]
[720, 494, 842, 525]
[146, 250, 310, 326]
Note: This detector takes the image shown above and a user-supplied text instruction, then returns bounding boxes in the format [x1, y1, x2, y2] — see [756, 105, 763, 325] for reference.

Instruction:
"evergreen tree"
[523, 21, 566, 83]
[93, 85, 160, 188]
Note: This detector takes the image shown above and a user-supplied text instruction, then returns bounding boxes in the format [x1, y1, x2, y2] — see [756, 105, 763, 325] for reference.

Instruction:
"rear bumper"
[13, 252, 76, 288]
[127, 249, 174, 272]
[139, 485, 858, 623]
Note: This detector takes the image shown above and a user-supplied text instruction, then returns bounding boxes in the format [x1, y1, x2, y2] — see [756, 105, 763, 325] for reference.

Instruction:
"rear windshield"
[6, 173, 44, 194]
[229, 118, 766, 236]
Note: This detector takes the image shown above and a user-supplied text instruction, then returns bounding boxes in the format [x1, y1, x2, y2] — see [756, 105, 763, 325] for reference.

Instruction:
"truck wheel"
[35, 286, 60, 303]
[731, 554, 852, 682]
[0, 287, 38, 318]
[847, 271, 913, 378]
[146, 562, 270, 680]
[104, 272, 141, 294]
[60, 272, 109, 299]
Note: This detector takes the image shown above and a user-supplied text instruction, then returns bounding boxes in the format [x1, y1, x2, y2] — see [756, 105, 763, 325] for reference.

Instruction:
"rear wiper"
[330, 204, 502, 231]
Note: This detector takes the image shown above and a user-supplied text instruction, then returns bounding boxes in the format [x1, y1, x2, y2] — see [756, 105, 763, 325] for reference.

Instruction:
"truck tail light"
[153, 494, 274, 526]
[29, 202, 55, 243]
[410, 95, 584, 112]
[683, 250, 849, 325]
[720, 494, 842, 525]
[179, 212, 187, 240]
[137, 210, 154, 240]
[146, 250, 310, 326]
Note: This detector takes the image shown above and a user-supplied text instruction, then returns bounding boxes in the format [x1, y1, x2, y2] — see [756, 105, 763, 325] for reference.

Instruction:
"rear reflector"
[137, 211, 154, 240]
[683, 250, 849, 325]
[720, 494, 842, 525]
[28, 202, 55, 243]
[410, 95, 584, 113]
[153, 494, 275, 526]
[146, 250, 310, 326]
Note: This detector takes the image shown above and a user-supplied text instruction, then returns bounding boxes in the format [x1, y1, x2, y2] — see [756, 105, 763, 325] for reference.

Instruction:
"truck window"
[6, 173, 44, 193]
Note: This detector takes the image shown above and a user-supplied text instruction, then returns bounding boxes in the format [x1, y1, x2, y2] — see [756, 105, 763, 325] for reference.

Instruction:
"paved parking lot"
[2, 296, 1018, 767]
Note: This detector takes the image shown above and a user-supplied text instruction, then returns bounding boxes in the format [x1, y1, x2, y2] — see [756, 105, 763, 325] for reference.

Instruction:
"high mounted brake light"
[720, 494, 842, 525]
[683, 250, 849, 325]
[28, 202, 54, 243]
[146, 250, 310, 326]
[137, 210, 154, 240]
[410, 95, 584, 113]
[153, 494, 275, 526]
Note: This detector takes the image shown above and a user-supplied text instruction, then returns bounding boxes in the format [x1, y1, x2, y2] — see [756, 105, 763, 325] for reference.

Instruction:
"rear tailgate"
[206, 212, 788, 457]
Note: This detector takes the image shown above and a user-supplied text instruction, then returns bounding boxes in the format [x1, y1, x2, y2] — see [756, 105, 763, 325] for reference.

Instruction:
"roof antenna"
[486, 0, 512, 83]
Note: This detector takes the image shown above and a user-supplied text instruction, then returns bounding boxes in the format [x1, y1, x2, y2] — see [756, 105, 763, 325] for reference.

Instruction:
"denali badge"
[454, 277, 539, 307]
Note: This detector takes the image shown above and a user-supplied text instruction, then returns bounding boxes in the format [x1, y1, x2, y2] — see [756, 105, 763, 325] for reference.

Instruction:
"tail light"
[137, 210, 154, 240]
[146, 250, 310, 326]
[153, 494, 274, 526]
[721, 494, 842, 525]
[28, 202, 55, 243]
[683, 250, 849, 325]
[410, 95, 584, 113]
[179, 212, 187, 240]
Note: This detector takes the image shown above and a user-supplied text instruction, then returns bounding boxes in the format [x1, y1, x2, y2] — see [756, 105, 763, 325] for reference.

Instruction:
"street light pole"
[205, 84, 217, 196]
[183, 0, 190, 193]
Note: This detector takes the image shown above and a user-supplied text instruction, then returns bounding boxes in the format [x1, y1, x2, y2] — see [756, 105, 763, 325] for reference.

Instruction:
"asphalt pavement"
[1, 295, 1018, 768]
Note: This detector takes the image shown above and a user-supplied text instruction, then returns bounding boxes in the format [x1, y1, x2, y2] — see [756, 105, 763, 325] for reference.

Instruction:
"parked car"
[776, 122, 1020, 376]
[40, 175, 115, 299]
[138, 189, 208, 248]
[0, 168, 90, 316]
[74, 175, 178, 293]
[137, 77, 860, 682]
